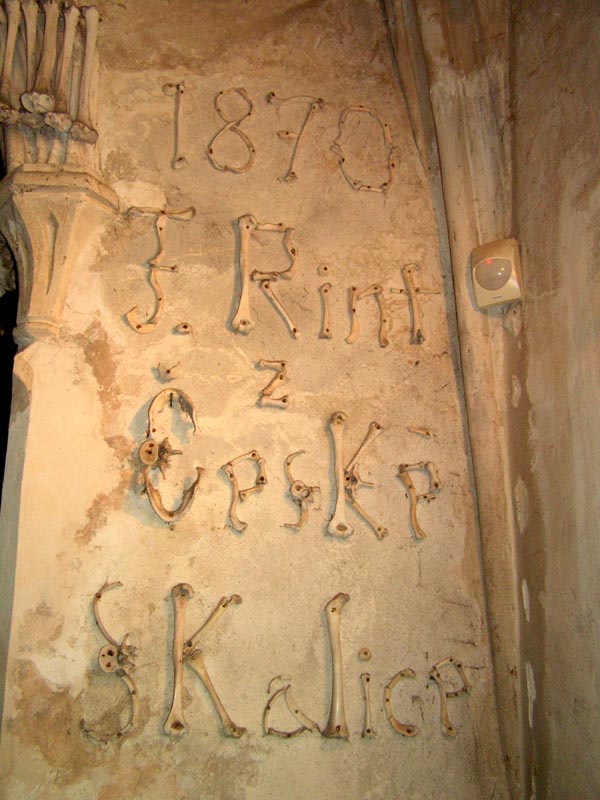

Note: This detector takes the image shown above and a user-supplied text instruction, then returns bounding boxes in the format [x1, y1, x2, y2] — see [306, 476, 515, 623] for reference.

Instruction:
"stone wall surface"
[0, 1, 509, 798]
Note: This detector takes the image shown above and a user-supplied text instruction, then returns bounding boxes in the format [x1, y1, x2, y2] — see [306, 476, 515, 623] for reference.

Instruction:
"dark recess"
[0, 237, 17, 508]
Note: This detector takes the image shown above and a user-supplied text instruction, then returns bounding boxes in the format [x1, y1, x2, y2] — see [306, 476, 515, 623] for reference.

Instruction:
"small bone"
[384, 668, 419, 736]
[163, 81, 187, 169]
[345, 420, 383, 475]
[207, 87, 255, 174]
[260, 280, 300, 339]
[82, 581, 139, 743]
[375, 291, 390, 347]
[157, 362, 181, 382]
[174, 322, 193, 335]
[343, 421, 387, 539]
[266, 91, 325, 182]
[345, 286, 360, 344]
[318, 264, 330, 277]
[164, 583, 194, 736]
[398, 461, 441, 540]
[323, 592, 350, 739]
[0, 0, 21, 119]
[71, 4, 99, 143]
[231, 214, 257, 334]
[358, 647, 372, 662]
[186, 594, 242, 649]
[390, 264, 440, 345]
[283, 450, 320, 531]
[360, 673, 376, 738]
[257, 359, 288, 409]
[147, 388, 198, 434]
[263, 683, 320, 737]
[429, 657, 471, 737]
[45, 4, 80, 132]
[21, 0, 39, 93]
[327, 411, 353, 538]
[407, 426, 434, 439]
[222, 450, 267, 532]
[331, 105, 396, 194]
[346, 492, 388, 540]
[126, 267, 164, 333]
[250, 224, 297, 282]
[187, 649, 246, 738]
[319, 282, 333, 339]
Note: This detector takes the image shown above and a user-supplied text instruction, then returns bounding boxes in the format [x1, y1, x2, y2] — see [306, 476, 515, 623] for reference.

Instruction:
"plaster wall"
[511, 1, 600, 797]
[0, 1, 510, 798]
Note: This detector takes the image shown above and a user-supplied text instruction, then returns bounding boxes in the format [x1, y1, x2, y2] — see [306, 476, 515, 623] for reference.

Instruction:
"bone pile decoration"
[331, 105, 396, 194]
[138, 388, 203, 523]
[222, 450, 267, 532]
[397, 460, 441, 540]
[231, 214, 299, 337]
[163, 81, 187, 169]
[207, 87, 255, 174]
[319, 282, 333, 339]
[82, 581, 139, 743]
[0, 1, 100, 166]
[125, 206, 196, 334]
[390, 263, 440, 345]
[323, 592, 350, 739]
[383, 668, 419, 737]
[266, 91, 325, 182]
[328, 412, 388, 539]
[164, 584, 246, 738]
[360, 673, 376, 738]
[429, 657, 471, 737]
[346, 283, 390, 347]
[263, 676, 321, 737]
[283, 450, 321, 530]
[256, 359, 289, 409]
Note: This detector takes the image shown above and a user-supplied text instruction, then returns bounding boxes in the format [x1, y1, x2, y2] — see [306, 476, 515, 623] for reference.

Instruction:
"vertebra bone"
[323, 592, 350, 739]
[384, 668, 419, 736]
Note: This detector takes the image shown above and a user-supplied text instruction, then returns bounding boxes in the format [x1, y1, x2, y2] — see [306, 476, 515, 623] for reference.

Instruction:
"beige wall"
[512, 1, 600, 797]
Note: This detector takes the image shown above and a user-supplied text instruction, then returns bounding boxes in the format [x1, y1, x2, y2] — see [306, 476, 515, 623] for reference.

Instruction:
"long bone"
[327, 411, 353, 538]
[138, 388, 202, 523]
[163, 81, 187, 169]
[346, 283, 387, 346]
[390, 263, 440, 345]
[0, 0, 21, 121]
[82, 581, 139, 743]
[263, 678, 321, 737]
[407, 425, 434, 439]
[284, 450, 320, 531]
[319, 282, 333, 339]
[20, 0, 59, 114]
[21, 0, 39, 93]
[125, 206, 195, 334]
[70, 4, 99, 143]
[397, 460, 441, 540]
[45, 4, 80, 133]
[360, 673, 376, 738]
[164, 584, 246, 737]
[222, 450, 267, 532]
[331, 105, 396, 194]
[323, 592, 350, 739]
[256, 359, 288, 409]
[207, 87, 255, 174]
[266, 91, 325, 183]
[259, 279, 300, 339]
[344, 420, 388, 539]
[384, 668, 419, 736]
[429, 657, 471, 738]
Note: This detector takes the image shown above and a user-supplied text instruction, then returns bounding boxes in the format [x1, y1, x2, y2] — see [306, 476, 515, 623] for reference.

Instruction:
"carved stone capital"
[0, 165, 117, 347]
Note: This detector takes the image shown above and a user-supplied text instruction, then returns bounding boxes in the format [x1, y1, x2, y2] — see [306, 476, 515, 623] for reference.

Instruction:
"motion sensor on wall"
[471, 238, 523, 309]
